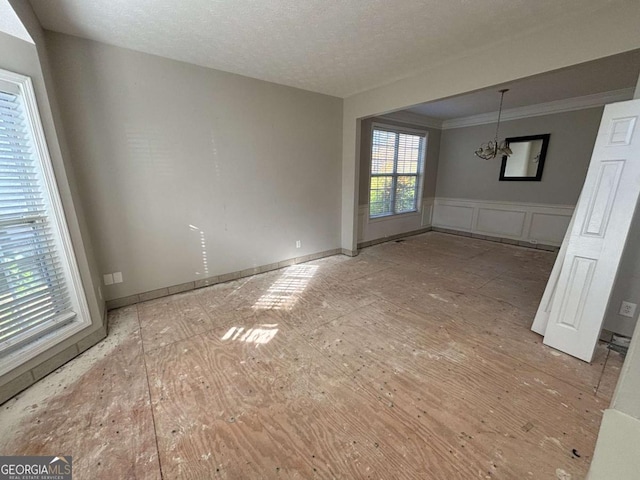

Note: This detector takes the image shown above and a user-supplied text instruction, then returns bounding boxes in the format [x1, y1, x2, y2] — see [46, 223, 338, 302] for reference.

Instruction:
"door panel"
[531, 208, 576, 335]
[539, 100, 640, 362]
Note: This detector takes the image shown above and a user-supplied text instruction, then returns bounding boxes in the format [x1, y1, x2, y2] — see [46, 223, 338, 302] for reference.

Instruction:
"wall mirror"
[499, 134, 550, 181]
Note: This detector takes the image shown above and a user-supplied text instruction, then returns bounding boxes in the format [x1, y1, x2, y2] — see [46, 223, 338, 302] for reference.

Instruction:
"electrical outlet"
[619, 301, 637, 318]
[296, 240, 301, 248]
[103, 273, 114, 286]
[113, 272, 123, 284]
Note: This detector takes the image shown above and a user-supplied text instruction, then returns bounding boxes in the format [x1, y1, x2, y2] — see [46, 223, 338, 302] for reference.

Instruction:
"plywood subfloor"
[0, 232, 624, 479]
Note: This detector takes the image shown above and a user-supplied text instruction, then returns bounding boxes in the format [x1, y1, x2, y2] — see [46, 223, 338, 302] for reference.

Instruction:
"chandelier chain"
[495, 89, 507, 144]
[474, 88, 511, 160]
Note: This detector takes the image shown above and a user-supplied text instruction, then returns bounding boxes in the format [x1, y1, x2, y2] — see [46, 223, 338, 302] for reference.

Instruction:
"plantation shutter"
[0, 87, 75, 353]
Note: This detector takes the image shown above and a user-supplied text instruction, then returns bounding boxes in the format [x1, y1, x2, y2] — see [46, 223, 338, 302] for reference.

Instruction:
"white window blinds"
[0, 88, 75, 353]
[369, 126, 426, 218]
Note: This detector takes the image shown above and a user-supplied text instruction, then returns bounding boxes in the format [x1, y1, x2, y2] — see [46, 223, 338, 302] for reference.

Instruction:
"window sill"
[368, 209, 421, 223]
[0, 316, 91, 378]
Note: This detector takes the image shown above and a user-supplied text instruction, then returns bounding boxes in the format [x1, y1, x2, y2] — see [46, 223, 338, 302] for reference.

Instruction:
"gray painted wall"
[44, 32, 343, 301]
[435, 108, 603, 205]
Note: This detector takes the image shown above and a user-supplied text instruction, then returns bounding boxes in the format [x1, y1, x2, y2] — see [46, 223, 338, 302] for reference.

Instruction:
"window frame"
[368, 122, 428, 220]
[0, 68, 91, 376]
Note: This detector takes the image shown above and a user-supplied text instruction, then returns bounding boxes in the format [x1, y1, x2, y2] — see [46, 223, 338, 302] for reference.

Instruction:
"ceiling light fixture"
[474, 89, 513, 160]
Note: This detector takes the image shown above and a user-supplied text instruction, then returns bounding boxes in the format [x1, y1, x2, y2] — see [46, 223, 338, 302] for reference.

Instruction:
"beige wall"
[435, 108, 602, 205]
[44, 32, 344, 301]
[588, 321, 640, 479]
[611, 325, 640, 419]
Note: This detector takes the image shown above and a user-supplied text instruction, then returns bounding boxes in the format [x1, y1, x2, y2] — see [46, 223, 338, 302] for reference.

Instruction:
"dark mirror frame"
[499, 133, 550, 181]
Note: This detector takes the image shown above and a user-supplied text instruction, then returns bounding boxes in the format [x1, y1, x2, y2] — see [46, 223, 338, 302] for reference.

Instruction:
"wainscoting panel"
[476, 208, 526, 237]
[529, 212, 572, 245]
[432, 203, 474, 230]
[433, 198, 574, 246]
[358, 197, 574, 247]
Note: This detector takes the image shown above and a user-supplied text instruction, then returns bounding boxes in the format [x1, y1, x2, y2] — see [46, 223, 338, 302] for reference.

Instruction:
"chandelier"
[474, 89, 513, 160]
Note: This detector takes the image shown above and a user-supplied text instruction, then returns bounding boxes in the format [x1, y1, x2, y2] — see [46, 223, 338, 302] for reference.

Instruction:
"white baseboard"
[432, 197, 574, 246]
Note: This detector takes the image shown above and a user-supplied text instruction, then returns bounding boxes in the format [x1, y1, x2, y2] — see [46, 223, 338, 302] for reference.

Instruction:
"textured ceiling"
[407, 49, 640, 120]
[29, 0, 621, 98]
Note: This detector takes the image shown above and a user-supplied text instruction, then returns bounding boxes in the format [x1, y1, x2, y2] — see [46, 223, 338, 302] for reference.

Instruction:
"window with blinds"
[369, 125, 426, 218]
[0, 84, 76, 354]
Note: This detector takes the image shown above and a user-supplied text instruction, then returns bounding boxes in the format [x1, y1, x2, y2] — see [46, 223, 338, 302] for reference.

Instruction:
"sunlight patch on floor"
[252, 265, 318, 310]
[221, 324, 279, 345]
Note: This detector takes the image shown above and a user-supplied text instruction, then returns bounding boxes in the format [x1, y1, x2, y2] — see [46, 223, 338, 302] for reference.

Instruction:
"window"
[0, 69, 89, 365]
[369, 125, 426, 218]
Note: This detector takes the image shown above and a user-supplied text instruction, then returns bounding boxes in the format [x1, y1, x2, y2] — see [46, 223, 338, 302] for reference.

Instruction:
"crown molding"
[379, 110, 443, 129]
[440, 88, 635, 130]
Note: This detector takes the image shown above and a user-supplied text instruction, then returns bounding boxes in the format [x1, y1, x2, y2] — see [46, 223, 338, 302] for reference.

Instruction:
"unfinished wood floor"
[0, 232, 623, 479]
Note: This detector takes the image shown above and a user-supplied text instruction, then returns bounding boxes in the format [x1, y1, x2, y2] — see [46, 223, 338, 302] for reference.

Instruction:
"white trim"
[367, 208, 422, 224]
[421, 196, 434, 226]
[440, 88, 635, 130]
[379, 110, 443, 130]
[0, 319, 89, 376]
[432, 197, 574, 246]
[0, 68, 92, 376]
[434, 196, 575, 210]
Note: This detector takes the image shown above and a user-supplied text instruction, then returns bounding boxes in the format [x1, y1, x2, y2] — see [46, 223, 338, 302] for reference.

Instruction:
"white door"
[531, 208, 576, 336]
[539, 99, 640, 362]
